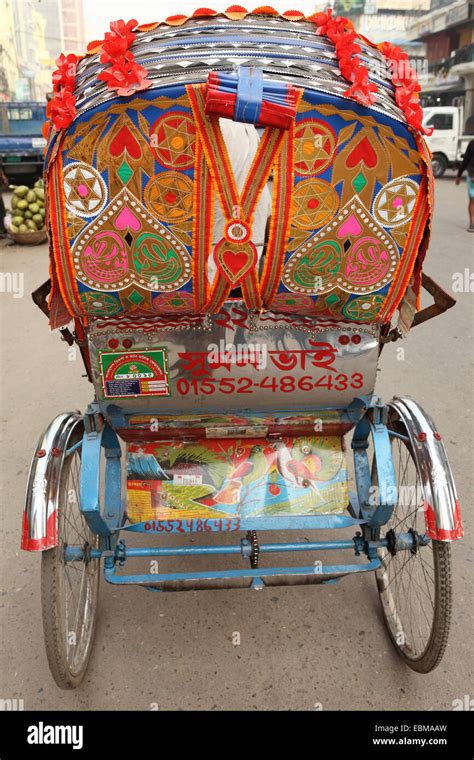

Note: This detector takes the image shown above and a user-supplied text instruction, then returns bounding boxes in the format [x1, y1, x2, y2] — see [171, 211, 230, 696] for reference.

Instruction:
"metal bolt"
[36, 449, 46, 458]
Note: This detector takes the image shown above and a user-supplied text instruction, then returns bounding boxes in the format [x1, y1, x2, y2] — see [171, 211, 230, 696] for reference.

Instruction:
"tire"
[375, 408, 452, 673]
[41, 422, 99, 689]
[431, 153, 448, 178]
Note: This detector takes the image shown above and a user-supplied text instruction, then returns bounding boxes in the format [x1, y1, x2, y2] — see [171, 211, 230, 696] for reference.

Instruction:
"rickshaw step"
[102, 558, 381, 591]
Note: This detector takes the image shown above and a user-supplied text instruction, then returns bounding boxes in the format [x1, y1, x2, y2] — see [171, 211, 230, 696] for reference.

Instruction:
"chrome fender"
[388, 396, 463, 542]
[21, 413, 83, 551]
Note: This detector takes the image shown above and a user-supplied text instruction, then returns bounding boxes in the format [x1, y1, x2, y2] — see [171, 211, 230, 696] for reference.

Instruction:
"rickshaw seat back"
[44, 10, 433, 337]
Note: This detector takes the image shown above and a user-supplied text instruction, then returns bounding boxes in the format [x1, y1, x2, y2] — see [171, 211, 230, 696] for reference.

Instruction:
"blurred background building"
[329, 0, 431, 92]
[0, 0, 85, 101]
[333, 0, 430, 48]
[407, 0, 474, 122]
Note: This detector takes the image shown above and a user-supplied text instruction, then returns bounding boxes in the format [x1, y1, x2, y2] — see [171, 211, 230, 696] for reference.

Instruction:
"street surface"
[0, 177, 473, 710]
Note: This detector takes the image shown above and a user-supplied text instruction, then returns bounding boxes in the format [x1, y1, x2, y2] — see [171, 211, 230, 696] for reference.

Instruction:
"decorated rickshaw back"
[44, 7, 433, 331]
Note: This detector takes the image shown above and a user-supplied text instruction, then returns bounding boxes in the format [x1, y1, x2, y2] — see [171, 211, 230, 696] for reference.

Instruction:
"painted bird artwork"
[128, 451, 170, 480]
[276, 437, 344, 488]
[211, 444, 271, 505]
[126, 437, 347, 520]
[276, 445, 323, 498]
[238, 437, 347, 517]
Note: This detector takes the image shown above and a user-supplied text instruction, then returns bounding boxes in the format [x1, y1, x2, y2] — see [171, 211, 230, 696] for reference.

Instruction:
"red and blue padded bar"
[205, 66, 300, 129]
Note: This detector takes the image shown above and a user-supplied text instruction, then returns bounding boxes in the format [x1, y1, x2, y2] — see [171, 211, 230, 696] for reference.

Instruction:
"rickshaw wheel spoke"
[41, 421, 99, 689]
[374, 408, 452, 673]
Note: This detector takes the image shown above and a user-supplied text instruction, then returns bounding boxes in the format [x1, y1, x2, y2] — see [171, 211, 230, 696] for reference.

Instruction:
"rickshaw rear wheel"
[374, 405, 453, 674]
[41, 419, 99, 689]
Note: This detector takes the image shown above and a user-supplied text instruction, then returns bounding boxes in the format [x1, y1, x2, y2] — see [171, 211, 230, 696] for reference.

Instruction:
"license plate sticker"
[99, 347, 171, 399]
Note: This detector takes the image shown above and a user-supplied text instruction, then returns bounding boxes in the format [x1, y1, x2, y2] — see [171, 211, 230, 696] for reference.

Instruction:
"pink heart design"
[337, 214, 362, 239]
[115, 206, 141, 232]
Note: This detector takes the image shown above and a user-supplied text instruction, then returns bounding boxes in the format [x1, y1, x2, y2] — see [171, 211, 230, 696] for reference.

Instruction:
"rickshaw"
[22, 7, 463, 689]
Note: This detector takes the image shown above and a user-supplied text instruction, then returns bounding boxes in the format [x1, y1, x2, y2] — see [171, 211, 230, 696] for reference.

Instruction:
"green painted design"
[292, 240, 341, 290]
[352, 171, 367, 193]
[117, 159, 133, 184]
[162, 483, 216, 510]
[133, 232, 187, 286]
[128, 289, 145, 305]
[342, 294, 385, 322]
[80, 292, 121, 315]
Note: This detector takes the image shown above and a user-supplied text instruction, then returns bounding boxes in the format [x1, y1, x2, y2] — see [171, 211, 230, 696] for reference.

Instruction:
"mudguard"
[388, 396, 463, 542]
[21, 413, 83, 551]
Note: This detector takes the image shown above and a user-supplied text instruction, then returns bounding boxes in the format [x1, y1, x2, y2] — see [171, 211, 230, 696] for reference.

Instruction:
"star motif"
[292, 178, 339, 229]
[295, 120, 336, 175]
[151, 113, 196, 169]
[145, 172, 194, 223]
[378, 186, 414, 222]
[63, 163, 106, 217]
[373, 178, 419, 228]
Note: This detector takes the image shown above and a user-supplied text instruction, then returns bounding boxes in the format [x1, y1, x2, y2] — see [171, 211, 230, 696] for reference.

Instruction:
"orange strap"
[187, 84, 290, 312]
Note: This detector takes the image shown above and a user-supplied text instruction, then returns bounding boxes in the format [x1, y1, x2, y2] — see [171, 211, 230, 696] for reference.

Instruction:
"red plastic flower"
[52, 53, 78, 93]
[95, 18, 150, 95]
[46, 89, 77, 131]
[379, 40, 432, 134]
[313, 9, 333, 35]
[100, 19, 138, 63]
[379, 42, 408, 62]
[344, 78, 377, 106]
[313, 10, 377, 107]
[110, 18, 137, 39]
[395, 80, 421, 107]
[98, 58, 151, 96]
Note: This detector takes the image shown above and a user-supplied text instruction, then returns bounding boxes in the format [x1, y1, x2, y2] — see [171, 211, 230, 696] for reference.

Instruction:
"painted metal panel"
[88, 306, 380, 419]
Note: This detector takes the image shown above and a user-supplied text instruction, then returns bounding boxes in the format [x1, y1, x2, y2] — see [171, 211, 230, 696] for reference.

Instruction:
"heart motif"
[346, 136, 378, 169]
[214, 239, 257, 285]
[337, 214, 362, 238]
[109, 125, 142, 160]
[114, 206, 141, 232]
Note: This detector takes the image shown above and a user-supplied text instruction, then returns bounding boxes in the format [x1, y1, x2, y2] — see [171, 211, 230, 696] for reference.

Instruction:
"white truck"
[422, 105, 472, 177]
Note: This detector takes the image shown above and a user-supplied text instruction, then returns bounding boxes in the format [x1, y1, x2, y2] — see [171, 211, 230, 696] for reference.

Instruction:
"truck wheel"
[431, 154, 447, 178]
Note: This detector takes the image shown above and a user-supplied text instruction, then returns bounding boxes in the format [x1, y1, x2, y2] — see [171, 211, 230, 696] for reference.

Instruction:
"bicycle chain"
[246, 530, 259, 568]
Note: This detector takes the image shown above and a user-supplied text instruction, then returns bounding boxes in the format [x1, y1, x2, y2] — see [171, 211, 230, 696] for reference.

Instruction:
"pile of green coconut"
[8, 179, 46, 234]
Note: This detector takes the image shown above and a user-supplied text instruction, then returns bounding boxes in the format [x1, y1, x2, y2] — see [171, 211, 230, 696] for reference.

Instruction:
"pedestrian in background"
[455, 139, 474, 232]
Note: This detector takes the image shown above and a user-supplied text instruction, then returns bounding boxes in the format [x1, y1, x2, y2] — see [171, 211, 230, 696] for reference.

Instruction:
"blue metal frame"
[122, 514, 366, 534]
[80, 404, 124, 540]
[352, 396, 397, 528]
[72, 396, 421, 591]
[102, 558, 382, 590]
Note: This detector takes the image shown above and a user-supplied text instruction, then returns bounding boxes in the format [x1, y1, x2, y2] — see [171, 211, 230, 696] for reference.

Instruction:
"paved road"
[0, 177, 472, 710]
